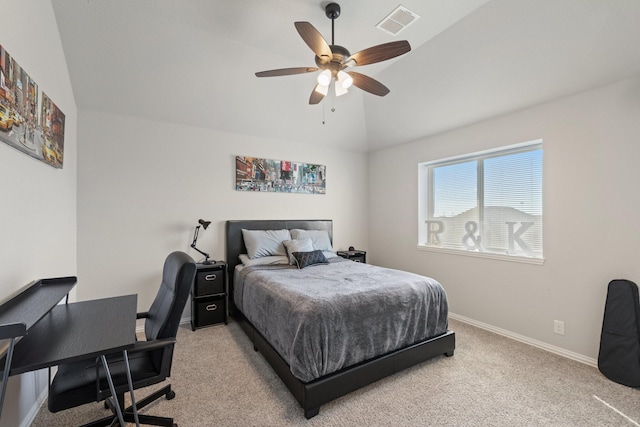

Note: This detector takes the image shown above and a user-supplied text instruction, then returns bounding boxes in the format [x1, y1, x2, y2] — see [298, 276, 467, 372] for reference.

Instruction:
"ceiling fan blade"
[348, 71, 390, 97]
[295, 22, 332, 63]
[309, 84, 327, 104]
[346, 40, 411, 66]
[255, 67, 318, 77]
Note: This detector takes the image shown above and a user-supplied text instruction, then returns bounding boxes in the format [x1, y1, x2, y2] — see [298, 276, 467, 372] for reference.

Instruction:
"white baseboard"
[449, 312, 598, 367]
[20, 372, 51, 427]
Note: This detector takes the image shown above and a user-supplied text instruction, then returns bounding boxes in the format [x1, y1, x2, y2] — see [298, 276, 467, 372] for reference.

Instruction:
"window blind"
[420, 141, 543, 260]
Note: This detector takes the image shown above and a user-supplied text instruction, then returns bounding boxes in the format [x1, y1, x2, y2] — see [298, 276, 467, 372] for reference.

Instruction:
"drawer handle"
[206, 304, 217, 311]
[205, 274, 217, 281]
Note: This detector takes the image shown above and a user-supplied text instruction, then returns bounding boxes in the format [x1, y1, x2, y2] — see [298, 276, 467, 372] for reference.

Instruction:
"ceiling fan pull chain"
[331, 85, 336, 113]
[322, 100, 326, 124]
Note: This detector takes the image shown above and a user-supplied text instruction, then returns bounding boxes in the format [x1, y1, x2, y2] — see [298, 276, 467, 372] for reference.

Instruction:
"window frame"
[417, 140, 544, 265]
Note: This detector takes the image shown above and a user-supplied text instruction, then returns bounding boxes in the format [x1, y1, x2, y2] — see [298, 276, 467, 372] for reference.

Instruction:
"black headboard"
[225, 219, 333, 312]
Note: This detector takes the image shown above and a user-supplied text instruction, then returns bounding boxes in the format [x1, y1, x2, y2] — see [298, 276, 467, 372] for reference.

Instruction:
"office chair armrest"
[136, 311, 150, 319]
[127, 337, 176, 354]
[93, 338, 176, 366]
[91, 337, 177, 401]
[92, 338, 176, 377]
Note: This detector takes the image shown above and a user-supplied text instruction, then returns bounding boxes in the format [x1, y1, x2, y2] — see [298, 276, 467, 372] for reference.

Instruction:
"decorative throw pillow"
[292, 250, 329, 269]
[282, 238, 314, 265]
[241, 229, 290, 259]
[290, 229, 333, 252]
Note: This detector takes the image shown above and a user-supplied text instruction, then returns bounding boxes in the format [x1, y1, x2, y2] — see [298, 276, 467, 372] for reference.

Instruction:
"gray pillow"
[282, 238, 314, 265]
[290, 229, 333, 252]
[241, 229, 291, 259]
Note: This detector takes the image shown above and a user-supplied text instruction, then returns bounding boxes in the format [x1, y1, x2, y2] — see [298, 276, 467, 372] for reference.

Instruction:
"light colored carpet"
[31, 318, 640, 426]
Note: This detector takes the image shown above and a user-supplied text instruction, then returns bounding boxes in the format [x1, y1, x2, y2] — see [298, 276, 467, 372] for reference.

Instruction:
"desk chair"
[47, 251, 196, 427]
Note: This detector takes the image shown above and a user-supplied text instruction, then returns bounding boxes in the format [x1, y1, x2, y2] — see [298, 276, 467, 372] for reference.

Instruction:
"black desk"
[3, 295, 137, 375]
[0, 278, 138, 425]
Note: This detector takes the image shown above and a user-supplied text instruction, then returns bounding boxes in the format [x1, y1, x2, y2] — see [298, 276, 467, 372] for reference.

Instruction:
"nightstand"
[337, 250, 366, 263]
[191, 261, 227, 330]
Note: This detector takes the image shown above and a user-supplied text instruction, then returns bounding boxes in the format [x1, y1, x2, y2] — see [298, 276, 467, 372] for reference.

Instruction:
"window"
[418, 141, 543, 262]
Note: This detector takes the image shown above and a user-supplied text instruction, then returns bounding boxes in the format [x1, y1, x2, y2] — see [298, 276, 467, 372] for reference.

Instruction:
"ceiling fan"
[255, 2, 412, 105]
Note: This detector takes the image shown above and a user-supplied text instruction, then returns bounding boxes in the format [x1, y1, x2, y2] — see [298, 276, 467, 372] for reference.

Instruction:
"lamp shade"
[335, 83, 348, 97]
[314, 83, 329, 95]
[198, 219, 211, 229]
[337, 70, 353, 89]
[317, 69, 332, 87]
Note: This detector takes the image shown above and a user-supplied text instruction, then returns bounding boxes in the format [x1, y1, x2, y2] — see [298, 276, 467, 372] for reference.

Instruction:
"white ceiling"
[51, 0, 640, 152]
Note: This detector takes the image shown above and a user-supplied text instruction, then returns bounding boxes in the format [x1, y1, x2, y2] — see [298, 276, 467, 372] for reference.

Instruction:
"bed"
[225, 219, 455, 418]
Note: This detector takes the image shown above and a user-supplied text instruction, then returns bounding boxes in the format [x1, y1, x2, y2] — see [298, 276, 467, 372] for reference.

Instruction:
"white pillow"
[290, 229, 333, 252]
[282, 238, 314, 265]
[238, 254, 290, 267]
[242, 229, 291, 259]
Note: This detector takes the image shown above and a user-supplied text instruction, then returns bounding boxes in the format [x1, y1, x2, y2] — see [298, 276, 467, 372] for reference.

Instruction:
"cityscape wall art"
[235, 156, 326, 194]
[0, 43, 65, 169]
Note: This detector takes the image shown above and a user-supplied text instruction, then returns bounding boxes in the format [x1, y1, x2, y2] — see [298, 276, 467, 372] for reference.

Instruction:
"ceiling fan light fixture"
[255, 3, 411, 105]
[337, 70, 353, 89]
[317, 69, 332, 86]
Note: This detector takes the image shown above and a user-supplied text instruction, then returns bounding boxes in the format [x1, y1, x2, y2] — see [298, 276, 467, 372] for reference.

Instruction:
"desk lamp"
[191, 219, 213, 264]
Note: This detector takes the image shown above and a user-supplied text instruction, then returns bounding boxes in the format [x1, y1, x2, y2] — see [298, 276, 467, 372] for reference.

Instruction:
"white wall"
[0, 1, 77, 426]
[368, 75, 640, 363]
[77, 110, 369, 314]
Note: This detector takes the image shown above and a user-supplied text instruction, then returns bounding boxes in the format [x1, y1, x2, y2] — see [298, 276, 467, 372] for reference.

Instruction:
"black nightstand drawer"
[194, 295, 226, 326]
[195, 268, 225, 296]
[192, 261, 228, 330]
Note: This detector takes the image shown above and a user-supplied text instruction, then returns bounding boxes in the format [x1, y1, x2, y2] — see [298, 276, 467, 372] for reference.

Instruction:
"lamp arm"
[190, 225, 212, 263]
[191, 225, 200, 247]
[190, 243, 210, 260]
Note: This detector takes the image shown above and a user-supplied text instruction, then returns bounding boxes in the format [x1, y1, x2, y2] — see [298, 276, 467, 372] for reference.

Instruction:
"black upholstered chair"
[47, 251, 196, 427]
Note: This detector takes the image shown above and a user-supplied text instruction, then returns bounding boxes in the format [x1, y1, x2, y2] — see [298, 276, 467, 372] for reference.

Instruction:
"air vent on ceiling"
[376, 5, 420, 36]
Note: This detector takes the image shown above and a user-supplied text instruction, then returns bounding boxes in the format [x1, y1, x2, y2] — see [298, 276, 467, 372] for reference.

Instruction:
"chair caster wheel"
[166, 390, 176, 400]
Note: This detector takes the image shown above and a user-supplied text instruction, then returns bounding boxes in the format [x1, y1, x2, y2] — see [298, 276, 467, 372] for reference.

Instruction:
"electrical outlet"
[554, 320, 565, 335]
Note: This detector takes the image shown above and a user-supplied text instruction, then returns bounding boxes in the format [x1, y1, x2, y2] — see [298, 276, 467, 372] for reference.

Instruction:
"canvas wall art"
[235, 156, 326, 194]
[0, 43, 65, 169]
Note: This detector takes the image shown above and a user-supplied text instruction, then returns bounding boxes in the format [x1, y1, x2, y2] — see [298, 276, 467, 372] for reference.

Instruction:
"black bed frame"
[225, 220, 455, 419]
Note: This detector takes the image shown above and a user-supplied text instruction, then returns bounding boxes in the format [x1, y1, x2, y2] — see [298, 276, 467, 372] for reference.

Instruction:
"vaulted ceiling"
[51, 0, 640, 152]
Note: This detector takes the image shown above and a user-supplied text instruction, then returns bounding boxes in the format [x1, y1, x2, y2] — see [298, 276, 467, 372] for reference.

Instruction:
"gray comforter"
[235, 258, 449, 382]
